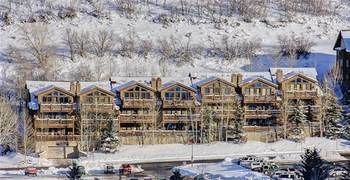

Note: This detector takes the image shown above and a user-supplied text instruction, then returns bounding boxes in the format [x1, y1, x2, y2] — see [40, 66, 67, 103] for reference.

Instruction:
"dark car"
[24, 167, 38, 176]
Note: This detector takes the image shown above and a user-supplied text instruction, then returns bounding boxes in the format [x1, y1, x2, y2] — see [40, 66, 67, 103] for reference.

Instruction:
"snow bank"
[173, 158, 270, 179]
[0, 152, 52, 169]
[80, 137, 350, 167]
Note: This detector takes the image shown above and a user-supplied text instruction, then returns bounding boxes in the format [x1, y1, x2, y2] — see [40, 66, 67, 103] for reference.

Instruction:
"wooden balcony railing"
[35, 134, 80, 141]
[162, 100, 196, 108]
[80, 104, 115, 112]
[244, 109, 280, 118]
[243, 96, 277, 103]
[40, 104, 74, 112]
[201, 95, 236, 103]
[35, 119, 74, 129]
[162, 114, 201, 123]
[122, 99, 156, 108]
[284, 91, 318, 99]
[119, 114, 154, 123]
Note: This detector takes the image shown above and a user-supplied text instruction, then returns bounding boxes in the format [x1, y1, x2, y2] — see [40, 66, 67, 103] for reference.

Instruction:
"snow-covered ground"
[1, 137, 349, 177]
[0, 152, 52, 169]
[173, 158, 270, 179]
[80, 137, 350, 169]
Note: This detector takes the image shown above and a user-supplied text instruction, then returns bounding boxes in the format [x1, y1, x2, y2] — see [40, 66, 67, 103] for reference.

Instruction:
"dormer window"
[164, 86, 191, 101]
[42, 91, 71, 104]
[124, 86, 152, 100]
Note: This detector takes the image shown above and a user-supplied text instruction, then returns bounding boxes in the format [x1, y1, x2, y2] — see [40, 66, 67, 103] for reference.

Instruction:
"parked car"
[273, 171, 303, 180]
[104, 164, 115, 174]
[118, 164, 144, 175]
[239, 155, 260, 168]
[24, 167, 38, 176]
[250, 159, 265, 171]
[329, 167, 346, 177]
[271, 170, 284, 179]
[262, 162, 279, 175]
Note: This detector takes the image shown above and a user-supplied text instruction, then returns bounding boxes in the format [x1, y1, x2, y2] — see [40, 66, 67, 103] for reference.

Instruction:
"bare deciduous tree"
[278, 34, 314, 61]
[114, 0, 138, 18]
[138, 39, 153, 58]
[73, 30, 91, 58]
[63, 28, 76, 61]
[0, 97, 17, 150]
[92, 30, 114, 57]
[19, 23, 54, 68]
[117, 31, 136, 58]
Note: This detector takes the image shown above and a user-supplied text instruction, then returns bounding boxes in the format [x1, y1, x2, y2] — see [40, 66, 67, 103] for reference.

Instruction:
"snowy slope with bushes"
[0, 0, 349, 89]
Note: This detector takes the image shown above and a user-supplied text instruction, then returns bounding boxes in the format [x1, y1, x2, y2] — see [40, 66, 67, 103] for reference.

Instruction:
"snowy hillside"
[0, 0, 349, 88]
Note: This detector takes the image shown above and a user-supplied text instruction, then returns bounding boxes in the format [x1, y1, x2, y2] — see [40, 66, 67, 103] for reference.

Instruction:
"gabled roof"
[26, 81, 71, 93]
[78, 85, 115, 96]
[333, 30, 350, 52]
[239, 76, 278, 88]
[32, 85, 74, 97]
[194, 76, 236, 88]
[282, 72, 317, 83]
[115, 80, 156, 92]
[160, 81, 196, 92]
[269, 68, 318, 82]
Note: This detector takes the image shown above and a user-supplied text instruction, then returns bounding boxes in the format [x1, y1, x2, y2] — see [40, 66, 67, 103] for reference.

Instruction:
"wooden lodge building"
[25, 67, 323, 158]
[334, 30, 350, 99]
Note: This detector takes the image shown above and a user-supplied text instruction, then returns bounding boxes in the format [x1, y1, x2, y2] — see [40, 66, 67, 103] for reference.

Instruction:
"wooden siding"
[35, 119, 74, 129]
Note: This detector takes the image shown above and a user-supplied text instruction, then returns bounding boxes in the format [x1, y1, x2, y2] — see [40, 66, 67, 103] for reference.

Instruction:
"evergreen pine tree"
[170, 170, 183, 180]
[101, 119, 119, 153]
[227, 96, 245, 143]
[202, 106, 216, 143]
[300, 148, 331, 180]
[323, 88, 343, 139]
[288, 100, 307, 142]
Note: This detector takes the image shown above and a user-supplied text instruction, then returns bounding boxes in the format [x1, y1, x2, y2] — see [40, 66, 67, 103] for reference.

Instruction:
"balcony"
[80, 104, 115, 112]
[122, 99, 155, 108]
[119, 114, 154, 123]
[284, 91, 318, 99]
[162, 100, 196, 108]
[40, 104, 74, 112]
[162, 114, 201, 123]
[244, 109, 280, 119]
[243, 96, 277, 103]
[35, 119, 74, 129]
[201, 95, 236, 104]
[35, 134, 80, 141]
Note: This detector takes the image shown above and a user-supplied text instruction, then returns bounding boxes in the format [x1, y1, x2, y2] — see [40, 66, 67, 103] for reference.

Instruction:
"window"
[42, 91, 71, 104]
[124, 86, 152, 100]
[224, 87, 231, 95]
[204, 87, 210, 94]
[164, 86, 192, 101]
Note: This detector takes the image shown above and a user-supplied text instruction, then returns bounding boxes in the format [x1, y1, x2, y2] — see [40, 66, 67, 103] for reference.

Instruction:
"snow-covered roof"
[113, 80, 155, 92]
[194, 76, 235, 87]
[269, 68, 318, 82]
[240, 76, 277, 87]
[26, 81, 71, 94]
[160, 81, 196, 92]
[334, 30, 350, 52]
[78, 81, 114, 95]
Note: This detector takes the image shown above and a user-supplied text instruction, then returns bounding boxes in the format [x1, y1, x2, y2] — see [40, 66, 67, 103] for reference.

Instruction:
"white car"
[250, 159, 265, 171]
[329, 167, 346, 177]
[239, 155, 260, 168]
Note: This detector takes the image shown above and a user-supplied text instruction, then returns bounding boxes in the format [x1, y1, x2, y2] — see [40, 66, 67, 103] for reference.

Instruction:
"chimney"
[276, 69, 283, 83]
[76, 81, 81, 94]
[231, 74, 238, 85]
[70, 81, 76, 94]
[231, 73, 243, 86]
[151, 77, 157, 90]
[156, 77, 162, 91]
[237, 73, 243, 86]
